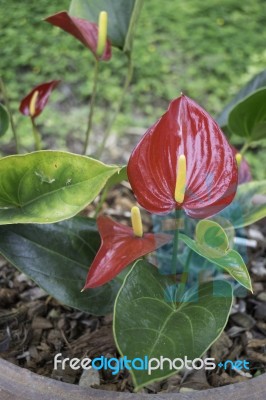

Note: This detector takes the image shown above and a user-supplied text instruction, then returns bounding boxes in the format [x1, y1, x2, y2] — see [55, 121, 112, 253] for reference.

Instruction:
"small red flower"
[232, 146, 252, 184]
[19, 80, 60, 119]
[127, 94, 238, 219]
[45, 11, 111, 61]
[83, 213, 172, 289]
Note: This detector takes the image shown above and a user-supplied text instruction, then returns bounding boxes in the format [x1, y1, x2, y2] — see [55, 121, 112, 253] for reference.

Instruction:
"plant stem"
[31, 117, 41, 151]
[83, 59, 100, 155]
[96, 54, 133, 158]
[93, 184, 109, 218]
[175, 248, 193, 301]
[171, 209, 181, 275]
[240, 140, 251, 155]
[0, 77, 19, 153]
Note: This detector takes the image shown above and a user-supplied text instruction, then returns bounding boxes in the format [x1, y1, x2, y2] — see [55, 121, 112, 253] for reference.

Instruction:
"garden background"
[1, 0, 266, 178]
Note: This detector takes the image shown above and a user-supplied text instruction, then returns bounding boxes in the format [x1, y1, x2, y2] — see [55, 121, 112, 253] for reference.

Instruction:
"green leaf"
[0, 151, 119, 224]
[0, 103, 9, 137]
[217, 70, 266, 128]
[209, 216, 235, 249]
[114, 260, 233, 390]
[180, 232, 252, 292]
[218, 180, 266, 228]
[105, 165, 128, 188]
[228, 87, 266, 140]
[0, 217, 120, 315]
[69, 0, 143, 52]
[195, 220, 229, 257]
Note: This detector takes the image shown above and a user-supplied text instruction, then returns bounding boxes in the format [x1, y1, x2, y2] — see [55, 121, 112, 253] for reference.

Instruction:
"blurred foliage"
[0, 0, 266, 176]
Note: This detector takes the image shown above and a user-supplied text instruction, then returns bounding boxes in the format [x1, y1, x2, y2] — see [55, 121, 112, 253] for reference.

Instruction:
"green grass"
[0, 0, 266, 178]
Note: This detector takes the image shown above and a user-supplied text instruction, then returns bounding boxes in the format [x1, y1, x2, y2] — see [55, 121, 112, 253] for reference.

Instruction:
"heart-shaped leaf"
[180, 231, 252, 292]
[216, 70, 266, 128]
[0, 151, 119, 224]
[114, 260, 233, 390]
[228, 88, 266, 141]
[69, 0, 144, 52]
[218, 180, 266, 228]
[0, 217, 120, 315]
[0, 103, 9, 137]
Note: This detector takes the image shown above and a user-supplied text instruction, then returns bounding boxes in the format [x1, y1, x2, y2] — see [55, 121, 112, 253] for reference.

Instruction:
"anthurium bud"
[96, 11, 108, 58]
[131, 206, 143, 237]
[174, 154, 186, 204]
[235, 153, 242, 167]
[29, 90, 39, 118]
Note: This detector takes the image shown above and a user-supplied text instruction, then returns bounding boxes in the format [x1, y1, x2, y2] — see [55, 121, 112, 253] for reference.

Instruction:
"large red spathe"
[127, 95, 238, 219]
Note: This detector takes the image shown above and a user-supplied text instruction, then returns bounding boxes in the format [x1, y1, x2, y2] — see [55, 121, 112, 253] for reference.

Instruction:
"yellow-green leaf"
[0, 151, 119, 224]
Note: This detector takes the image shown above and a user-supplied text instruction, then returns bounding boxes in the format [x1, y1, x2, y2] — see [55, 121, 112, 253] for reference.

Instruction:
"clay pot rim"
[0, 357, 265, 400]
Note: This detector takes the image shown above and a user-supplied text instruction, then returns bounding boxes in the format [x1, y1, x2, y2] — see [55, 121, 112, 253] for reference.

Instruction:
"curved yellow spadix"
[174, 154, 186, 204]
[29, 90, 39, 117]
[235, 153, 242, 167]
[131, 206, 143, 237]
[96, 11, 108, 57]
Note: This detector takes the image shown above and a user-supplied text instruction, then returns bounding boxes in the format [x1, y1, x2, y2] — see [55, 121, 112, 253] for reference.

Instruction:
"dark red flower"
[127, 94, 238, 219]
[19, 80, 60, 119]
[45, 11, 111, 61]
[83, 214, 172, 289]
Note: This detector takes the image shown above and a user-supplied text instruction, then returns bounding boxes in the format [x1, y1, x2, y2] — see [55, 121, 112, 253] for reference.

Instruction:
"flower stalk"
[0, 77, 19, 153]
[83, 59, 100, 155]
[97, 54, 133, 157]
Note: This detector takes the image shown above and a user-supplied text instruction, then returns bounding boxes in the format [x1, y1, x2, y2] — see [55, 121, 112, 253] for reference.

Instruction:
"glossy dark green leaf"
[217, 70, 266, 128]
[228, 88, 266, 140]
[0, 217, 120, 315]
[69, 0, 144, 52]
[180, 232, 252, 292]
[218, 180, 266, 228]
[114, 260, 233, 390]
[0, 103, 9, 137]
[0, 151, 119, 224]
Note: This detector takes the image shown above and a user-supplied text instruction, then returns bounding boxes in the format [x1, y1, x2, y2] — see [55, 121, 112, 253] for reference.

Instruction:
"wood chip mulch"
[0, 186, 265, 393]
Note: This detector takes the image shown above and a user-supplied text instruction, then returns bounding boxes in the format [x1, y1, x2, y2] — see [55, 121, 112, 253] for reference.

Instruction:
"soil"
[0, 181, 265, 394]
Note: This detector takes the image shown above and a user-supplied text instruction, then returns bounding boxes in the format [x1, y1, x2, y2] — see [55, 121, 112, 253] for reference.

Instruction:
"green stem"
[93, 184, 109, 218]
[176, 248, 192, 301]
[31, 117, 41, 151]
[96, 54, 133, 158]
[83, 60, 100, 155]
[0, 77, 19, 153]
[171, 209, 181, 275]
[240, 140, 251, 155]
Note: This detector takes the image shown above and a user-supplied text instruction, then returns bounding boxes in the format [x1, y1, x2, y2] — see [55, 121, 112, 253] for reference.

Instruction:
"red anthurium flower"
[45, 11, 112, 61]
[19, 80, 60, 119]
[127, 94, 238, 219]
[83, 208, 172, 289]
[233, 147, 252, 184]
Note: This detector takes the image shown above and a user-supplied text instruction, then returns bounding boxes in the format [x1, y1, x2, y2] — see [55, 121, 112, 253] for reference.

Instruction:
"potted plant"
[0, 0, 265, 398]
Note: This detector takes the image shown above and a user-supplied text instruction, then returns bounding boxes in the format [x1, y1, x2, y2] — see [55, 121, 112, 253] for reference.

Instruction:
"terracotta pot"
[0, 358, 265, 400]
